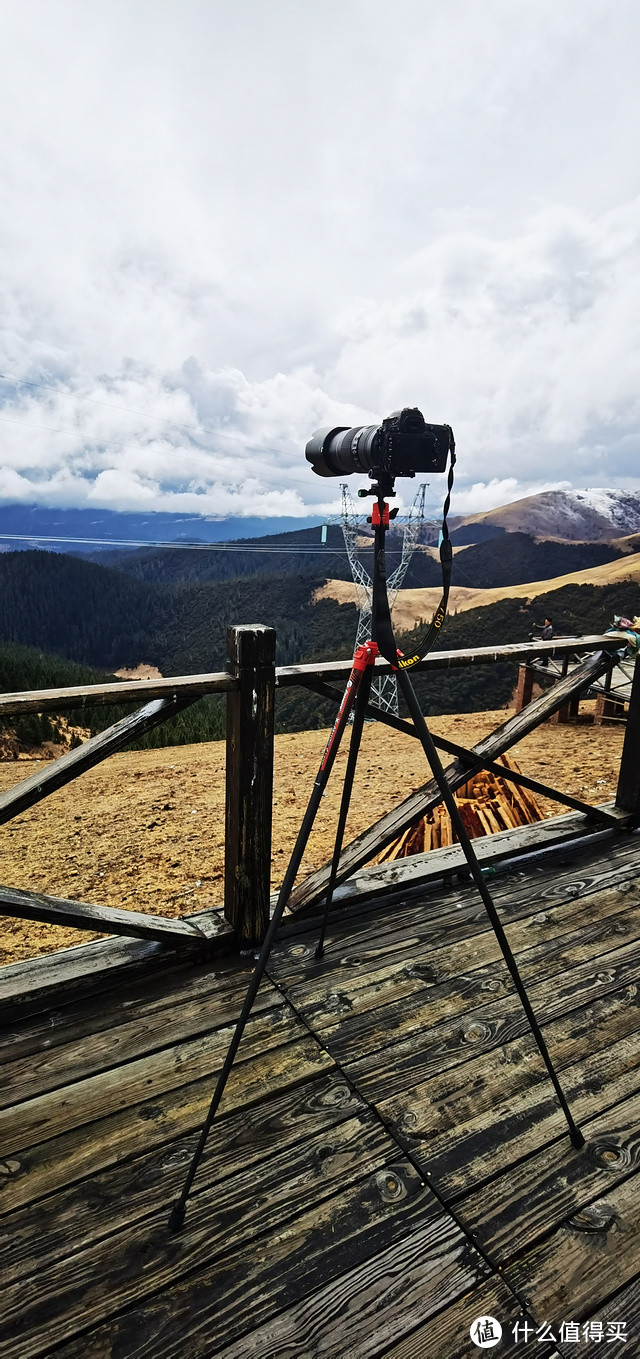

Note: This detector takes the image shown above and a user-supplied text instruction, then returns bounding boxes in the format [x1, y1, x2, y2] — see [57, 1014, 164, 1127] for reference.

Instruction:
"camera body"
[305, 407, 453, 480]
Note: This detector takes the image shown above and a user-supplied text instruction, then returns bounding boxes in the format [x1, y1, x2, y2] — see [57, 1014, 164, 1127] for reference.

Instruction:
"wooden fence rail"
[0, 630, 634, 952]
[0, 635, 621, 718]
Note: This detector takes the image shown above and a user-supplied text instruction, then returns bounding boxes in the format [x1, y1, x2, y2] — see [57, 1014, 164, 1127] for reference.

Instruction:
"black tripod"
[169, 476, 583, 1232]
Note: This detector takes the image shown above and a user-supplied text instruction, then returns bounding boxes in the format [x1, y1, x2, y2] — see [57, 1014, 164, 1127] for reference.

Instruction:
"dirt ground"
[0, 698, 626, 966]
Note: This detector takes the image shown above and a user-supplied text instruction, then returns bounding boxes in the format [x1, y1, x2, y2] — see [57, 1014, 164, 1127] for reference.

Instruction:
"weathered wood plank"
[0, 1115, 391, 1335]
[377, 1275, 543, 1359]
[0, 637, 617, 719]
[0, 696, 195, 827]
[38, 1163, 459, 1359]
[275, 635, 620, 688]
[504, 1171, 640, 1327]
[0, 909, 234, 1021]
[348, 936, 640, 1101]
[0, 669, 237, 717]
[215, 1211, 487, 1359]
[576, 1275, 640, 1358]
[616, 653, 640, 819]
[458, 1084, 640, 1262]
[0, 973, 283, 1108]
[0, 1037, 335, 1214]
[287, 649, 614, 912]
[0, 1003, 324, 1155]
[277, 875, 640, 996]
[0, 882, 209, 946]
[0, 952, 253, 1066]
[380, 1022, 640, 1201]
[277, 893, 640, 1041]
[272, 827, 640, 970]
[0, 1072, 362, 1282]
[323, 806, 631, 912]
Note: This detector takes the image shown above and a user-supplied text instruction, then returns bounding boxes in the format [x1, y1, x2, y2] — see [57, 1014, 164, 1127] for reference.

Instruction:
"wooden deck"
[2, 829, 640, 1357]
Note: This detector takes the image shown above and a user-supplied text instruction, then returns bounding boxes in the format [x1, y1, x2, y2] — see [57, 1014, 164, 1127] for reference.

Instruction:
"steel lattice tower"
[340, 483, 431, 716]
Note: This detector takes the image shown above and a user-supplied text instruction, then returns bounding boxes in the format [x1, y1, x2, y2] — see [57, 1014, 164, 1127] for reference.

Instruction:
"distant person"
[528, 616, 553, 665]
[529, 616, 554, 642]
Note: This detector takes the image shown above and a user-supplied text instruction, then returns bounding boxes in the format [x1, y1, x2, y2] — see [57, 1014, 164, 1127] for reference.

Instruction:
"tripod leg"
[168, 654, 367, 1231]
[316, 666, 373, 959]
[396, 668, 584, 1149]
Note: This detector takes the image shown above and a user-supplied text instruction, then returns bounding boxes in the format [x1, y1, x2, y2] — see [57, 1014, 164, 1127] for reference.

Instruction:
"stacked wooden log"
[378, 752, 543, 861]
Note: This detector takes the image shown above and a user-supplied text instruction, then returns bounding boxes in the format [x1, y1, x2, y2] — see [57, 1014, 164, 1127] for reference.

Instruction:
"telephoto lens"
[305, 408, 453, 480]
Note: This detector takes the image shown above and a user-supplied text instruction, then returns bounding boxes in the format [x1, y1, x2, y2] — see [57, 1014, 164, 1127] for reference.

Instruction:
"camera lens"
[305, 425, 380, 478]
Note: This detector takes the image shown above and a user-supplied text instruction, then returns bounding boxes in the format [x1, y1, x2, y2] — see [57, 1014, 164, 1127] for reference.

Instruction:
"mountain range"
[2, 486, 640, 554]
[453, 488, 640, 542]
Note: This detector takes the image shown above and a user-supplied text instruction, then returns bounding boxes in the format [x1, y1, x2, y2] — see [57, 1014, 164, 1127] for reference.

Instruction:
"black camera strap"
[395, 437, 456, 671]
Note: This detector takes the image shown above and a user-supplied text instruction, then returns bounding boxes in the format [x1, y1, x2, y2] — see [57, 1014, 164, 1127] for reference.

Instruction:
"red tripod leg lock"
[352, 640, 380, 672]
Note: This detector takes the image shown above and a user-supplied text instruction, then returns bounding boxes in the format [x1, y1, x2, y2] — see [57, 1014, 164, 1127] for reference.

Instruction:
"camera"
[305, 407, 454, 481]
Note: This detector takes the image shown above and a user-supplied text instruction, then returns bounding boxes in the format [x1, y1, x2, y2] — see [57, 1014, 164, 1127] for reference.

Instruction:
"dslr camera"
[306, 407, 453, 481]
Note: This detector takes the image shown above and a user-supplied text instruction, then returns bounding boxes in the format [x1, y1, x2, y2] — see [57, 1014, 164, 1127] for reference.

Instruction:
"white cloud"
[0, 1, 639, 521]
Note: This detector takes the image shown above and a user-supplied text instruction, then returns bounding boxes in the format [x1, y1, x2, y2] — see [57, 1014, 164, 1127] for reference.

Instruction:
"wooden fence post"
[514, 663, 534, 712]
[616, 657, 640, 820]
[224, 625, 276, 945]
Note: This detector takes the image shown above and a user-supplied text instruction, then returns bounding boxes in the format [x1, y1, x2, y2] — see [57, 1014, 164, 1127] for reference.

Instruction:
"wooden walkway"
[2, 829, 640, 1357]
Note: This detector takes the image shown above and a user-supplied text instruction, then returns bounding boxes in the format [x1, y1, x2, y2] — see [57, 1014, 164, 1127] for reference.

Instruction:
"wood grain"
[458, 1084, 640, 1262]
[0, 1073, 362, 1283]
[0, 1005, 328, 1155]
[42, 1162, 450, 1359]
[216, 1209, 486, 1359]
[0, 972, 282, 1108]
[0, 881, 209, 946]
[0, 1039, 337, 1214]
[505, 1171, 640, 1326]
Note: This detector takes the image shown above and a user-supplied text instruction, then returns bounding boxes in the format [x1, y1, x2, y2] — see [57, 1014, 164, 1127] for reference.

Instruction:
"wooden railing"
[0, 630, 635, 953]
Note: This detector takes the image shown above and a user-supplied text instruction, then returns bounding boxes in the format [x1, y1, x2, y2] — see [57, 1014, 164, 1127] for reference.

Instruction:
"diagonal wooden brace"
[287, 648, 613, 914]
[0, 695, 196, 827]
[0, 882, 210, 946]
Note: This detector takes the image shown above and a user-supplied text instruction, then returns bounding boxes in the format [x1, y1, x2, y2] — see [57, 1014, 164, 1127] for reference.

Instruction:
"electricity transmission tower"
[340, 483, 432, 716]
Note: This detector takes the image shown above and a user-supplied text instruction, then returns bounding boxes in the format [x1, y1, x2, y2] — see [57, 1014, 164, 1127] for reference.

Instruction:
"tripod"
[169, 476, 583, 1232]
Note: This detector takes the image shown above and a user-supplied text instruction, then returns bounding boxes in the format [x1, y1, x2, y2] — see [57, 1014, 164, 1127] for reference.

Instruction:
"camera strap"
[395, 437, 456, 671]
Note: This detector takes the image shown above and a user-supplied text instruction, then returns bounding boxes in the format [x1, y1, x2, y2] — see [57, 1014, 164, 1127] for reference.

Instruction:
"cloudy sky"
[1, 0, 639, 522]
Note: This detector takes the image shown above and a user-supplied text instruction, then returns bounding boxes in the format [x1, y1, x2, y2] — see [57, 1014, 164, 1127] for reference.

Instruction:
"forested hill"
[407, 580, 640, 716]
[450, 533, 624, 589]
[89, 524, 443, 587]
[0, 550, 357, 674]
[0, 642, 228, 752]
[90, 528, 625, 591]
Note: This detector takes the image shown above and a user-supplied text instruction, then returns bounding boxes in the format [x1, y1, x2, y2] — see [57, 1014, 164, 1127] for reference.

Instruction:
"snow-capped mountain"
[457, 489, 640, 542]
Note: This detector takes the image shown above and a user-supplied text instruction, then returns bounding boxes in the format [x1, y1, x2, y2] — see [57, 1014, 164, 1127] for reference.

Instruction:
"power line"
[0, 531, 353, 554]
